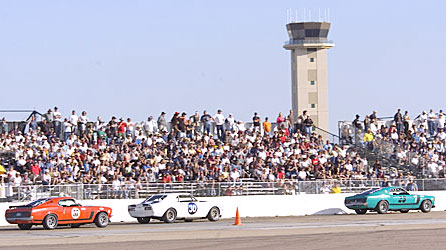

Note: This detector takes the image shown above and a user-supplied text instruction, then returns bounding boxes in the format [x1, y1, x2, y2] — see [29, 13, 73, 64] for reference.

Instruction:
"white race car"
[128, 193, 221, 224]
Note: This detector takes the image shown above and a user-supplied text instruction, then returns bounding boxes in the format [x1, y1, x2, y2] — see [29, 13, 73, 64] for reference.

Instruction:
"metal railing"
[1, 178, 445, 202]
[284, 39, 334, 45]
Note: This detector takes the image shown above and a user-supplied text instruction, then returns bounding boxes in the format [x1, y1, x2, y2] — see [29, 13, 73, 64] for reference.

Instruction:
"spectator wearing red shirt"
[31, 161, 41, 176]
[117, 118, 127, 139]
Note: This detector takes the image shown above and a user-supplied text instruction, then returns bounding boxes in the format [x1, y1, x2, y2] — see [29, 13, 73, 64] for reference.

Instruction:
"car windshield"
[359, 188, 381, 195]
[25, 198, 49, 207]
[144, 195, 167, 203]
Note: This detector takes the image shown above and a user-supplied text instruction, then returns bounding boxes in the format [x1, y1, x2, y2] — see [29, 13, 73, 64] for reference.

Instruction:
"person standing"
[353, 114, 362, 144]
[200, 111, 212, 135]
[297, 110, 307, 133]
[428, 109, 437, 136]
[69, 110, 79, 136]
[403, 111, 410, 135]
[393, 109, 403, 134]
[189, 111, 201, 137]
[287, 109, 296, 134]
[303, 115, 314, 135]
[225, 113, 235, 132]
[263, 117, 272, 136]
[143, 116, 155, 136]
[53, 107, 63, 138]
[157, 112, 168, 132]
[78, 111, 88, 137]
[252, 112, 261, 132]
[214, 110, 225, 141]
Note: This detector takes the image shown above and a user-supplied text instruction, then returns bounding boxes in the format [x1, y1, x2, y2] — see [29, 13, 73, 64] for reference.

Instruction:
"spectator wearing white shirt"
[70, 110, 79, 136]
[226, 114, 235, 132]
[143, 116, 156, 136]
[63, 118, 72, 140]
[437, 112, 445, 132]
[214, 110, 225, 141]
[78, 111, 88, 137]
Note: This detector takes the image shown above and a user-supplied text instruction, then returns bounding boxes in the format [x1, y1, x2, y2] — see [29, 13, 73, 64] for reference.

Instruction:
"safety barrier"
[0, 190, 445, 227]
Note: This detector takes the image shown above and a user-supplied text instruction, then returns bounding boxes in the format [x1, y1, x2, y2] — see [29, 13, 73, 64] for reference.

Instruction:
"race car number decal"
[188, 202, 198, 215]
[71, 207, 81, 219]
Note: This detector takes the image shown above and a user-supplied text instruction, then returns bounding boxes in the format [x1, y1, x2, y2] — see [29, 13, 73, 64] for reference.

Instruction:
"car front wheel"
[207, 207, 220, 221]
[18, 224, 32, 230]
[95, 212, 109, 228]
[43, 214, 58, 230]
[137, 217, 151, 224]
[376, 201, 389, 214]
[420, 200, 432, 213]
[162, 208, 177, 223]
[355, 209, 367, 214]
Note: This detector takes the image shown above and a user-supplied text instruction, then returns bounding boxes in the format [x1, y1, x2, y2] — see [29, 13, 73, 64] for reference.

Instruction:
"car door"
[177, 194, 199, 218]
[389, 188, 406, 208]
[58, 199, 90, 222]
[398, 189, 417, 209]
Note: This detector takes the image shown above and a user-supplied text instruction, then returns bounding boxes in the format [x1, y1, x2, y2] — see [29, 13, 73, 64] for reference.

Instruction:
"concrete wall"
[0, 191, 444, 226]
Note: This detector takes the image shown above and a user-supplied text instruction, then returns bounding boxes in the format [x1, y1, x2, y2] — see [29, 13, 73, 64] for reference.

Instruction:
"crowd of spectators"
[347, 109, 446, 178]
[0, 107, 386, 195]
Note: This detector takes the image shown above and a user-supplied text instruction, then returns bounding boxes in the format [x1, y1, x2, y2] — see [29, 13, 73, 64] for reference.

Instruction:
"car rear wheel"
[207, 207, 220, 221]
[400, 209, 409, 213]
[18, 224, 32, 230]
[420, 200, 432, 213]
[137, 217, 151, 224]
[162, 208, 177, 223]
[355, 209, 367, 214]
[94, 212, 109, 228]
[376, 201, 389, 214]
[43, 214, 58, 230]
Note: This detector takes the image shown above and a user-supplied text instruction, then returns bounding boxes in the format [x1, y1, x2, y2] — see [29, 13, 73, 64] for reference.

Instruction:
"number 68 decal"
[71, 207, 81, 219]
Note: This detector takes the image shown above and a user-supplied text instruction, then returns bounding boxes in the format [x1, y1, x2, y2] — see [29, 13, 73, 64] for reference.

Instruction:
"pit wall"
[0, 191, 444, 226]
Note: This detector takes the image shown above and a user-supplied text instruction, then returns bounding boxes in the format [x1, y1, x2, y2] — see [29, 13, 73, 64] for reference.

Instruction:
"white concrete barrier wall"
[0, 191, 444, 226]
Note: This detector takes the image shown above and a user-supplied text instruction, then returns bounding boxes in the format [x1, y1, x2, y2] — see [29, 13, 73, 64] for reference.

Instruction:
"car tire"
[355, 209, 367, 214]
[70, 224, 81, 228]
[18, 224, 32, 230]
[376, 201, 389, 214]
[420, 200, 432, 213]
[43, 214, 58, 230]
[137, 217, 151, 224]
[162, 208, 177, 223]
[207, 207, 220, 221]
[94, 212, 109, 228]
[400, 209, 409, 213]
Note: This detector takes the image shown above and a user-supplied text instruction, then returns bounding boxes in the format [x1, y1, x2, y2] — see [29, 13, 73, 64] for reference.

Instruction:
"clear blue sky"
[1, 0, 445, 132]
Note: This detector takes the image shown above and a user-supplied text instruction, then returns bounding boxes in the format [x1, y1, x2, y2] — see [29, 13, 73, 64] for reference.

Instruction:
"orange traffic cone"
[233, 207, 242, 225]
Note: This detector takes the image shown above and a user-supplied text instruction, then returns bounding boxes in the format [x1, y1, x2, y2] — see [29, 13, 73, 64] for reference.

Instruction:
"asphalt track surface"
[2, 212, 446, 250]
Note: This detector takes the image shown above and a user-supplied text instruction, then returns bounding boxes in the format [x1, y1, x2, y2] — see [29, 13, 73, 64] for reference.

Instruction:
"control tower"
[283, 22, 334, 133]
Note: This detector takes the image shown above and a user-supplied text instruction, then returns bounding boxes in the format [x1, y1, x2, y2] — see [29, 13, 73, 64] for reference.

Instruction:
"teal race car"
[344, 187, 435, 214]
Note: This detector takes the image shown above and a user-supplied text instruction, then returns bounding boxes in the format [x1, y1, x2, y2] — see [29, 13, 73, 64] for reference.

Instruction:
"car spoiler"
[8, 205, 30, 209]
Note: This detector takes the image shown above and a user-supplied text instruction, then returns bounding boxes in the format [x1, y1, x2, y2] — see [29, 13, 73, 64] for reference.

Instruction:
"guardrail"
[1, 178, 445, 202]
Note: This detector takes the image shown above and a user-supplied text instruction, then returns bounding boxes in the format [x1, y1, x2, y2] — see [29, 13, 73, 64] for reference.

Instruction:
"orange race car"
[5, 197, 112, 230]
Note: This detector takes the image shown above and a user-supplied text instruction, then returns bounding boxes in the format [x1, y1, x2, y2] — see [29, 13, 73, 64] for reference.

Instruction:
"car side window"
[58, 199, 78, 207]
[177, 195, 194, 202]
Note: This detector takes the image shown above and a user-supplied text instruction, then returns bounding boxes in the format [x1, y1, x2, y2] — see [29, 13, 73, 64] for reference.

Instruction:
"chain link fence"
[1, 178, 446, 202]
